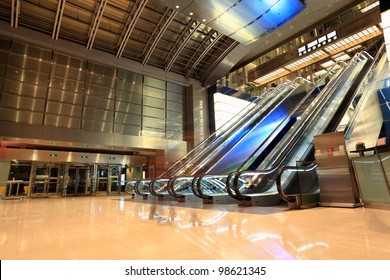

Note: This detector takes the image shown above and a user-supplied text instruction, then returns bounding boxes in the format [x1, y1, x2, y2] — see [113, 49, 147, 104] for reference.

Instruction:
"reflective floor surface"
[1, 195, 390, 260]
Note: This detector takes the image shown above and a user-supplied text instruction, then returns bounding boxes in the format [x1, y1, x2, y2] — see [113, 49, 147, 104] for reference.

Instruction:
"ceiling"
[0, 0, 365, 86]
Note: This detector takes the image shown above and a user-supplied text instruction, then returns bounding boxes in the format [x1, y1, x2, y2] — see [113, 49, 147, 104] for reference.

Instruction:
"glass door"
[96, 165, 109, 195]
[30, 163, 49, 197]
[64, 165, 93, 196]
[108, 165, 120, 195]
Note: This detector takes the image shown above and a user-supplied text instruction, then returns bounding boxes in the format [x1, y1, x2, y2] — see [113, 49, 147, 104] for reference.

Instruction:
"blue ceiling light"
[208, 0, 306, 44]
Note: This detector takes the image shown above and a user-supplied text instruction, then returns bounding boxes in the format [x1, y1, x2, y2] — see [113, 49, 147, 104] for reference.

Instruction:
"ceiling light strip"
[87, 0, 108, 49]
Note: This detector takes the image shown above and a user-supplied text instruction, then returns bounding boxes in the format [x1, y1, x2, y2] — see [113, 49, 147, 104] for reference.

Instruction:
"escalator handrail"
[158, 82, 297, 178]
[157, 84, 284, 178]
[167, 176, 185, 198]
[149, 178, 165, 197]
[235, 60, 346, 173]
[191, 176, 204, 199]
[230, 52, 368, 200]
[225, 60, 350, 199]
[134, 180, 145, 197]
[189, 82, 302, 175]
[344, 44, 385, 140]
[195, 76, 319, 175]
[276, 162, 318, 203]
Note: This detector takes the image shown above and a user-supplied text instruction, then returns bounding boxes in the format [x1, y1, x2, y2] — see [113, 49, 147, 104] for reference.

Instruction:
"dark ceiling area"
[0, 0, 366, 85]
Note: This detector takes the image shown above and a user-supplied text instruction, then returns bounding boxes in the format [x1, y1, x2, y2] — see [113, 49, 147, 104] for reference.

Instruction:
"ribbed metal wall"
[0, 36, 185, 141]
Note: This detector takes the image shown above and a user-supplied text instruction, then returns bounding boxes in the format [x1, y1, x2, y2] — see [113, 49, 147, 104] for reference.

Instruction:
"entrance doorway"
[96, 164, 121, 195]
[65, 165, 93, 196]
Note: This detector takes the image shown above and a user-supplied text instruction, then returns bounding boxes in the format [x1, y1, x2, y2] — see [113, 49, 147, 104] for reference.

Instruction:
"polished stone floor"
[1, 195, 390, 260]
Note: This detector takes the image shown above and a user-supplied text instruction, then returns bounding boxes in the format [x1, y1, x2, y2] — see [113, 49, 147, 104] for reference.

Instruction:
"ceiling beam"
[87, 0, 108, 49]
[10, 0, 20, 28]
[52, 0, 66, 40]
[165, 20, 201, 72]
[185, 33, 224, 79]
[116, 0, 148, 58]
[200, 40, 240, 84]
[141, 8, 177, 66]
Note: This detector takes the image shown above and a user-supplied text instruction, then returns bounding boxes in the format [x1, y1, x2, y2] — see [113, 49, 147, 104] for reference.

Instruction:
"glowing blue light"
[222, 0, 306, 44]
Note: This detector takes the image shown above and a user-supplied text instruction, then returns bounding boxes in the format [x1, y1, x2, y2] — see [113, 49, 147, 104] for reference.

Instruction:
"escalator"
[278, 45, 388, 208]
[130, 75, 339, 201]
[128, 79, 314, 198]
[226, 51, 375, 206]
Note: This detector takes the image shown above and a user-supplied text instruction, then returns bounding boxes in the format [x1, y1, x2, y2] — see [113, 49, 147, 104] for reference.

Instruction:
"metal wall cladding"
[46, 101, 82, 117]
[83, 107, 114, 122]
[143, 95, 165, 109]
[143, 116, 166, 130]
[114, 112, 141, 126]
[114, 123, 141, 136]
[1, 93, 45, 111]
[0, 108, 43, 124]
[48, 89, 84, 105]
[115, 101, 142, 115]
[115, 90, 142, 104]
[143, 106, 165, 119]
[0, 39, 186, 140]
[82, 119, 113, 133]
[167, 101, 183, 112]
[84, 95, 114, 110]
[44, 114, 81, 129]
[4, 79, 47, 99]
[6, 66, 49, 87]
[142, 127, 166, 139]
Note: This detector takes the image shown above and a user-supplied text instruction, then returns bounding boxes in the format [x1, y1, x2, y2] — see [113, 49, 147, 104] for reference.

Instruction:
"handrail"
[162, 82, 300, 196]
[159, 81, 297, 178]
[225, 59, 349, 200]
[191, 176, 203, 199]
[166, 176, 186, 198]
[229, 52, 368, 201]
[149, 178, 164, 197]
[190, 82, 300, 175]
[157, 86, 275, 177]
[134, 180, 144, 197]
[344, 43, 385, 139]
[199, 76, 318, 175]
[276, 162, 317, 205]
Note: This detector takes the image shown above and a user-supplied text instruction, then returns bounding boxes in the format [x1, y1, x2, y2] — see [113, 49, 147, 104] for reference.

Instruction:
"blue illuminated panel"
[225, 0, 306, 44]
[209, 105, 289, 174]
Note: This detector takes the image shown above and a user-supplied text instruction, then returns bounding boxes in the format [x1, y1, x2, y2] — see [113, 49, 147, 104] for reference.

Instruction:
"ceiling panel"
[0, 0, 370, 85]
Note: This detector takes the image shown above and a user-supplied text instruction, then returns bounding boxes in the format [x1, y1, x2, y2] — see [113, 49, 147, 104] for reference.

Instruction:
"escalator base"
[178, 194, 203, 203]
[203, 194, 237, 204]
[318, 202, 362, 208]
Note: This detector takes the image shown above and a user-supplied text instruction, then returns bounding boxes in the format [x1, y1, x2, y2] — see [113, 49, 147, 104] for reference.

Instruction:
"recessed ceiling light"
[189, 12, 193, 16]
[175, 5, 179, 9]
[202, 19, 206, 22]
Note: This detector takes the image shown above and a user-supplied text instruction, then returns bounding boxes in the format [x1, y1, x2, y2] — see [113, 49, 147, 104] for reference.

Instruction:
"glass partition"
[352, 153, 390, 205]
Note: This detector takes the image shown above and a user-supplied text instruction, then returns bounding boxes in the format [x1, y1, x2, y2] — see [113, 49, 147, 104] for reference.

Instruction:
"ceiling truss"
[0, 0, 239, 84]
[142, 8, 177, 66]
[87, 0, 108, 49]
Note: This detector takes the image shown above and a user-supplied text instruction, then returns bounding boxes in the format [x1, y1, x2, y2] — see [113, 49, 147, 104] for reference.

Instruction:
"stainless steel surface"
[314, 131, 361, 206]
[2, 148, 146, 165]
